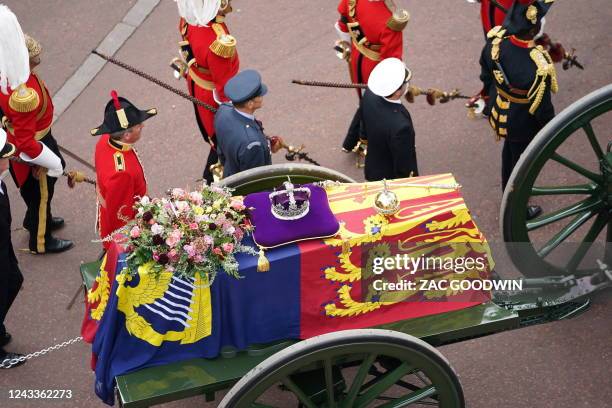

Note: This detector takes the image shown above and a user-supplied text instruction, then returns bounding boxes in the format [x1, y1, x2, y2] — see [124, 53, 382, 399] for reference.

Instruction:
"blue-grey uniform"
[214, 70, 271, 178]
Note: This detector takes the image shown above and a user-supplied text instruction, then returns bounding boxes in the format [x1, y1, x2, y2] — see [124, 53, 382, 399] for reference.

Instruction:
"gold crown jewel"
[374, 179, 400, 217]
[526, 5, 538, 24]
[269, 180, 311, 221]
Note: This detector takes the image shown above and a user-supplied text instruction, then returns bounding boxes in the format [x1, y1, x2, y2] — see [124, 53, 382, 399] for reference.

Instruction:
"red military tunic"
[0, 71, 54, 186]
[337, 0, 405, 90]
[480, 0, 514, 34]
[180, 17, 240, 144]
[95, 135, 146, 249]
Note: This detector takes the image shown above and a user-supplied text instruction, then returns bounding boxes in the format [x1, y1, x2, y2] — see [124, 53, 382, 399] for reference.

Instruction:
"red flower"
[158, 254, 169, 265]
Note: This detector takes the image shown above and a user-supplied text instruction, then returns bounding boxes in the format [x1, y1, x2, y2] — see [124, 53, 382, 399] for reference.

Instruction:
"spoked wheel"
[218, 329, 465, 408]
[217, 163, 356, 196]
[502, 84, 612, 276]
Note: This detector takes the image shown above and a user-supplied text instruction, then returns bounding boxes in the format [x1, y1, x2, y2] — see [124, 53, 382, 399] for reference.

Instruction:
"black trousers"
[501, 139, 531, 192]
[12, 132, 65, 252]
[342, 107, 364, 151]
[190, 81, 218, 184]
[0, 187, 24, 356]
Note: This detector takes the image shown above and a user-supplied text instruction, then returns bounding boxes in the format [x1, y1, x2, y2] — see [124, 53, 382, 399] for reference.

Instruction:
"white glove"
[20, 143, 63, 178]
[335, 22, 351, 44]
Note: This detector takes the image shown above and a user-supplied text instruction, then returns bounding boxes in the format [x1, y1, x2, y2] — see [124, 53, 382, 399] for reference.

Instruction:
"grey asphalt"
[0, 1, 610, 407]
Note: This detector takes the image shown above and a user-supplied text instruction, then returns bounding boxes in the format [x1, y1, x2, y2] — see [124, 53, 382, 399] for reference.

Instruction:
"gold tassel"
[210, 24, 236, 59]
[342, 240, 351, 255]
[257, 248, 270, 272]
[9, 84, 40, 113]
[209, 36, 237, 59]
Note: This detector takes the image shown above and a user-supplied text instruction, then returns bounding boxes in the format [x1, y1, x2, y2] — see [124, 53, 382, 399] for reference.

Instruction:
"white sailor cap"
[367, 58, 412, 97]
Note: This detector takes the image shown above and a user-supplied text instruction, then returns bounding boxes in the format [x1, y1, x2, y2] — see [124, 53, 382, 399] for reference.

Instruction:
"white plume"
[0, 5, 30, 95]
[175, 0, 221, 27]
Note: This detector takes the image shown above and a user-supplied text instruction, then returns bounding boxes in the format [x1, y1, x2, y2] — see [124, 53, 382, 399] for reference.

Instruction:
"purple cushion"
[244, 183, 340, 248]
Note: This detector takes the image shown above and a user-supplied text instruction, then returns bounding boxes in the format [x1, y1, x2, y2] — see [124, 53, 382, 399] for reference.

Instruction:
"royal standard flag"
[91, 175, 492, 405]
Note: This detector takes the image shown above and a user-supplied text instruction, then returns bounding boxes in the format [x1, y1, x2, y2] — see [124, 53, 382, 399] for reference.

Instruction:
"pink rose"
[129, 226, 140, 238]
[189, 222, 199, 230]
[213, 247, 223, 256]
[174, 200, 190, 213]
[231, 199, 245, 211]
[189, 191, 203, 204]
[166, 235, 180, 248]
[233, 228, 244, 241]
[168, 249, 179, 262]
[171, 188, 187, 199]
[183, 244, 197, 258]
[222, 242, 234, 253]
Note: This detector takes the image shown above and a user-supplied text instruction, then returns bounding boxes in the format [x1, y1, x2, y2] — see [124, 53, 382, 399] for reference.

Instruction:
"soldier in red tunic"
[335, 0, 409, 151]
[91, 91, 156, 250]
[173, 0, 239, 183]
[0, 6, 73, 254]
[480, 0, 515, 34]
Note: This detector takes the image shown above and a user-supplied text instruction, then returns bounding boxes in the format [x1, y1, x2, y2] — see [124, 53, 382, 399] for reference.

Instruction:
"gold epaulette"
[527, 45, 558, 114]
[9, 84, 40, 113]
[488, 26, 506, 62]
[113, 151, 125, 172]
[209, 23, 236, 59]
[386, 10, 410, 32]
[486, 26, 506, 39]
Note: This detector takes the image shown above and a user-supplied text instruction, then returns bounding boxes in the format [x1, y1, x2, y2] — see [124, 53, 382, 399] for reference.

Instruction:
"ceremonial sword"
[92, 50, 320, 166]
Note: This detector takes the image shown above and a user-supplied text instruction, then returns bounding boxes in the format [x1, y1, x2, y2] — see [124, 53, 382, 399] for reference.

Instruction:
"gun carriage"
[80, 85, 612, 408]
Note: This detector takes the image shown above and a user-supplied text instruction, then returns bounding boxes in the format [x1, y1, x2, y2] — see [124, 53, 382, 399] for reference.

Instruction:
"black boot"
[30, 236, 74, 254]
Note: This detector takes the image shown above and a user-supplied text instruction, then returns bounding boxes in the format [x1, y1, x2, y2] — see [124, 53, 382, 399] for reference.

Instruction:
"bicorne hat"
[503, 0, 554, 36]
[91, 90, 157, 136]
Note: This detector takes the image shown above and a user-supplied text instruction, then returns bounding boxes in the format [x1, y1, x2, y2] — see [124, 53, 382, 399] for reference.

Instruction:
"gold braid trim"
[9, 84, 40, 113]
[528, 46, 557, 114]
[384, 0, 410, 31]
[386, 10, 410, 31]
[210, 23, 236, 59]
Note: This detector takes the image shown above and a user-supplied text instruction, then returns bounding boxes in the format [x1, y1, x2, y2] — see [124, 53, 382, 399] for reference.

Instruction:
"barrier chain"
[0, 336, 83, 369]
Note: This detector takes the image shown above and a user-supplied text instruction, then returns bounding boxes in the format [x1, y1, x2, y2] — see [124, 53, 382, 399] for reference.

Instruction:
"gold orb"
[374, 181, 399, 216]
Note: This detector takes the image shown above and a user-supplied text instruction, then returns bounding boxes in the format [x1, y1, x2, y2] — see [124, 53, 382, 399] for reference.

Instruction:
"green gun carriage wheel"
[501, 84, 612, 276]
[218, 329, 464, 408]
[217, 163, 356, 196]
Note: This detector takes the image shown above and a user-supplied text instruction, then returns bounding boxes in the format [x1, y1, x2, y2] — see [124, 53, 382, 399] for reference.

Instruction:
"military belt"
[189, 66, 215, 91]
[496, 87, 531, 104]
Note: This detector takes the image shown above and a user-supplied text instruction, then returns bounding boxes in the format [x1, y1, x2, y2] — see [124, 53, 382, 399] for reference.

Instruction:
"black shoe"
[23, 217, 65, 232]
[0, 352, 26, 369]
[526, 205, 542, 220]
[30, 236, 74, 254]
[0, 333, 11, 348]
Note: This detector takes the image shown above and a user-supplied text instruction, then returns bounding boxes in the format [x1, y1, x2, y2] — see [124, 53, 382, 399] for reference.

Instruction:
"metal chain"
[0, 336, 83, 369]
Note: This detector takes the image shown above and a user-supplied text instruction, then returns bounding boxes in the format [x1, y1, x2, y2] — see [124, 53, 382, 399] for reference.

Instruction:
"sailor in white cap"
[360, 57, 418, 181]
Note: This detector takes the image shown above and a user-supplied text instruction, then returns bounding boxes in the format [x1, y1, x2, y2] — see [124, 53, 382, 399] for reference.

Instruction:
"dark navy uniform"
[361, 89, 418, 181]
[214, 104, 271, 178]
[0, 135, 24, 366]
[480, 0, 557, 191]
